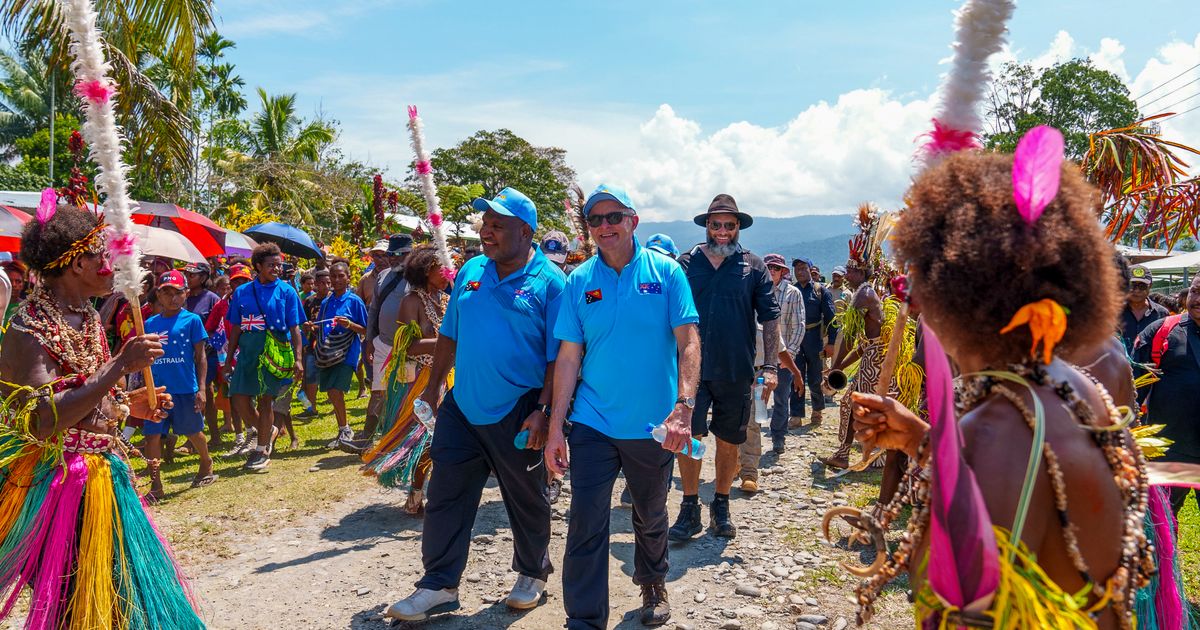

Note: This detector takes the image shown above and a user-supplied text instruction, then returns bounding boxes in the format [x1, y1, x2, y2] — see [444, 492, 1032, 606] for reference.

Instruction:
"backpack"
[1150, 314, 1183, 368]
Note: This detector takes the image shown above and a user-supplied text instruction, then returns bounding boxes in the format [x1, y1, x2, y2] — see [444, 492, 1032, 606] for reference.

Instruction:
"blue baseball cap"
[791, 256, 814, 268]
[582, 183, 636, 216]
[471, 187, 537, 229]
[645, 233, 679, 257]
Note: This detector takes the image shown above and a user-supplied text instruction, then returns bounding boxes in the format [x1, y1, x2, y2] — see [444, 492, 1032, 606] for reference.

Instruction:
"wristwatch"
[675, 396, 696, 409]
[537, 403, 552, 416]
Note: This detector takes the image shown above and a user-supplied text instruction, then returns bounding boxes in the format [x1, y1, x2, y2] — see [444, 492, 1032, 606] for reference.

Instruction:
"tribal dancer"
[838, 135, 1155, 629]
[0, 204, 205, 628]
[361, 246, 453, 515]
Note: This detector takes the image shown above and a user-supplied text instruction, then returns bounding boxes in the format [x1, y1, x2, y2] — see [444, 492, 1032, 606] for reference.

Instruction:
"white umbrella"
[225, 230, 257, 257]
[133, 224, 206, 263]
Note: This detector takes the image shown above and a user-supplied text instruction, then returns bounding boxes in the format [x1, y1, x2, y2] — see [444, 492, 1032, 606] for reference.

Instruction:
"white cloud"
[1128, 33, 1200, 163]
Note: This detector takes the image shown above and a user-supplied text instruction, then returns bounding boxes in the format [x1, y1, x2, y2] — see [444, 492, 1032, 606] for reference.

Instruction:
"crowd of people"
[0, 162, 1197, 629]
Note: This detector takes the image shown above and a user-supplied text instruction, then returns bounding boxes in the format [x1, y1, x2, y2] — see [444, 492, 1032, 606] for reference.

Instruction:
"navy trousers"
[791, 341, 826, 415]
[770, 360, 795, 439]
[416, 388, 553, 590]
[564, 423, 674, 630]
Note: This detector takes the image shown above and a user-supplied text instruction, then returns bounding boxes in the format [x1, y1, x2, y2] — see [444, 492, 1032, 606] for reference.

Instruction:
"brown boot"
[787, 415, 804, 429]
[820, 453, 849, 469]
[809, 410, 823, 426]
[639, 582, 670, 626]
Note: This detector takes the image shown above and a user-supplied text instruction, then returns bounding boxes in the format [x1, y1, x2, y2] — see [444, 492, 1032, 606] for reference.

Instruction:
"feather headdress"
[564, 183, 594, 262]
[846, 202, 880, 271]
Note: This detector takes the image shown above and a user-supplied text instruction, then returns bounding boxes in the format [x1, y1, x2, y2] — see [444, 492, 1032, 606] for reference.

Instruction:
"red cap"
[159, 269, 187, 290]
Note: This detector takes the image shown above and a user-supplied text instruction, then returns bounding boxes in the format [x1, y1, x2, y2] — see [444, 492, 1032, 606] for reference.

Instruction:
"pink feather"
[35, 187, 57, 225]
[923, 323, 1000, 612]
[72, 79, 113, 104]
[429, 213, 443, 227]
[407, 105, 419, 120]
[1011, 125, 1064, 227]
[1148, 487, 1184, 629]
[440, 266, 457, 282]
[108, 231, 137, 257]
[920, 118, 980, 160]
[416, 160, 432, 175]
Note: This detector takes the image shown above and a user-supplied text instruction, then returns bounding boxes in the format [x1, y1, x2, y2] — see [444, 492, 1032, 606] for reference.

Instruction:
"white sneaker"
[505, 575, 546, 610]
[385, 587, 460, 621]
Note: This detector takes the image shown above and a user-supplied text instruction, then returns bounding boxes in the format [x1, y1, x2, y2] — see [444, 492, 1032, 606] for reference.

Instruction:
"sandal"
[190, 473, 219, 488]
[404, 489, 425, 516]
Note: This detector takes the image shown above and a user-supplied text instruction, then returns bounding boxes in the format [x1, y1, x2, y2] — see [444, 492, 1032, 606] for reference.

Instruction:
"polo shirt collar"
[484, 245, 550, 285]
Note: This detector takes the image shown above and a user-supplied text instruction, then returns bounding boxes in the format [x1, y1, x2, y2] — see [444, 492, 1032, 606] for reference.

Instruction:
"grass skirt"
[0, 435, 204, 629]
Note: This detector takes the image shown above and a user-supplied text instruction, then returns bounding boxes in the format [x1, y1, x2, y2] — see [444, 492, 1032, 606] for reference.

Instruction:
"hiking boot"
[546, 478, 563, 505]
[385, 588, 460, 621]
[772, 436, 786, 454]
[504, 575, 546, 610]
[668, 501, 702, 541]
[739, 478, 759, 493]
[787, 415, 805, 429]
[243, 450, 270, 472]
[709, 498, 737, 538]
[639, 582, 671, 626]
[809, 410, 823, 426]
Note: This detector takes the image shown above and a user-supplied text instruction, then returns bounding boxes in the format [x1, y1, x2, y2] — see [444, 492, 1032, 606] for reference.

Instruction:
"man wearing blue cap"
[790, 256, 837, 427]
[645, 233, 679, 260]
[386, 187, 566, 622]
[545, 184, 700, 629]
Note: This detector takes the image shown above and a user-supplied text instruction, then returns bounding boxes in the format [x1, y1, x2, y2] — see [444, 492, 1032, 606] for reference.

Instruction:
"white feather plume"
[407, 106, 456, 280]
[60, 0, 142, 296]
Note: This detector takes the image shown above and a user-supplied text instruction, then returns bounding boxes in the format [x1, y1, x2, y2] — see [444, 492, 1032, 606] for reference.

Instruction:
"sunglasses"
[707, 220, 738, 231]
[586, 211, 632, 228]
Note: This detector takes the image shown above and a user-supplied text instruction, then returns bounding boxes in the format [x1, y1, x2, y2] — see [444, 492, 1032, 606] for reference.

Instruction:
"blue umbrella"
[243, 222, 324, 259]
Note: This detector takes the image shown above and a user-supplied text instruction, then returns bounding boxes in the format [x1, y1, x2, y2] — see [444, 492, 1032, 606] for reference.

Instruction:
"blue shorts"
[205, 352, 219, 386]
[304, 352, 318, 385]
[143, 392, 205, 436]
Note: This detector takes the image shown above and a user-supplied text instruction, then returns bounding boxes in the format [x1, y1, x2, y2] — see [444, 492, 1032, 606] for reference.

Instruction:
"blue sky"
[213, 1, 1200, 220]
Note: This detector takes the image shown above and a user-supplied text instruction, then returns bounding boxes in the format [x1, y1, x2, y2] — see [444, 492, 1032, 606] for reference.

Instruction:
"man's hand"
[660, 403, 693, 454]
[117, 334, 164, 374]
[519, 409, 549, 450]
[760, 370, 778, 403]
[823, 344, 834, 358]
[545, 427, 570, 475]
[129, 386, 171, 421]
[850, 392, 929, 459]
[418, 386, 441, 419]
[194, 390, 206, 412]
[303, 321, 315, 334]
[791, 370, 806, 397]
[293, 364, 304, 383]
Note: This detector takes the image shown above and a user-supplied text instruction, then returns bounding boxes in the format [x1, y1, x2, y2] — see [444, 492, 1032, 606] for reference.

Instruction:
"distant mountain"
[638, 214, 855, 274]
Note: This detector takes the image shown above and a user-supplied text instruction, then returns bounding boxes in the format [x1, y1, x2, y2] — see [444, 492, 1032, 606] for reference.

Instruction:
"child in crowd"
[143, 270, 217, 502]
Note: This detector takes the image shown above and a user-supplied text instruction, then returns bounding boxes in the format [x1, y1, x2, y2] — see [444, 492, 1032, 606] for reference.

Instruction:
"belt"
[805, 322, 823, 330]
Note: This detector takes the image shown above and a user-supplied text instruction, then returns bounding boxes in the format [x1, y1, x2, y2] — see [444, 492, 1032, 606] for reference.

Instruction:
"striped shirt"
[774, 279, 806, 354]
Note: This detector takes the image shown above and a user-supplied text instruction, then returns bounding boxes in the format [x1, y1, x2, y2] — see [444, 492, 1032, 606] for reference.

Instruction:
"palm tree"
[0, 46, 51, 160]
[208, 88, 336, 225]
[0, 0, 215, 178]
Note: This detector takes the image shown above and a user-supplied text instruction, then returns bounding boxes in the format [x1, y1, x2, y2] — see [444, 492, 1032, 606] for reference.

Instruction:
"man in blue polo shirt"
[224, 242, 304, 473]
[545, 184, 700, 629]
[386, 187, 566, 623]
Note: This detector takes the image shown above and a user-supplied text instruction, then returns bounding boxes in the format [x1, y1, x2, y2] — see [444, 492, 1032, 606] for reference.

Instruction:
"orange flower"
[999, 299, 1068, 364]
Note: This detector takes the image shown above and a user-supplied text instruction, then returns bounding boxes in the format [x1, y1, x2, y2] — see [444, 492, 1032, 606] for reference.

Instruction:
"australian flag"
[241, 314, 266, 332]
[585, 289, 603, 304]
[637, 282, 662, 295]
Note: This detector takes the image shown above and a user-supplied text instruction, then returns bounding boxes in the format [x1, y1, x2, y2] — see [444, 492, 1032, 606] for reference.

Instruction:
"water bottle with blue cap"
[646, 423, 705, 459]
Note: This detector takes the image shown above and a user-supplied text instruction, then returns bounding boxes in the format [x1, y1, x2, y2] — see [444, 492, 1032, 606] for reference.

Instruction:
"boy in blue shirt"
[144, 270, 216, 502]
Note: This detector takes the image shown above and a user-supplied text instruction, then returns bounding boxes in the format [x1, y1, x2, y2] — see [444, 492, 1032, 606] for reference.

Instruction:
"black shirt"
[797, 281, 837, 348]
[1120, 301, 1169, 355]
[677, 244, 780, 382]
[1134, 316, 1200, 459]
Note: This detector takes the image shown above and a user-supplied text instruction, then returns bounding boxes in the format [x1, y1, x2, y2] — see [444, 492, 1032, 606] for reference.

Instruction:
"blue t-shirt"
[440, 247, 566, 425]
[226, 279, 304, 340]
[316, 290, 369, 367]
[555, 239, 699, 439]
[145, 309, 209, 394]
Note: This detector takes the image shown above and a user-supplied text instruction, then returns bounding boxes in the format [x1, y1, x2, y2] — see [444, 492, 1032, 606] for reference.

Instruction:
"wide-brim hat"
[693, 193, 753, 229]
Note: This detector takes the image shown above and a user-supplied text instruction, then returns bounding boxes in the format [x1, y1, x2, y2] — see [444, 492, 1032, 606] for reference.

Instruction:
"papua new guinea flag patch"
[465, 280, 481, 291]
[585, 289, 603, 304]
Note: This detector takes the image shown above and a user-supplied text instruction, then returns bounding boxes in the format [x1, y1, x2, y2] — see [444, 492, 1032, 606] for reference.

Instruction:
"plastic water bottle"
[646, 423, 706, 460]
[513, 429, 530, 449]
[413, 399, 435, 429]
[753, 376, 770, 426]
[296, 389, 311, 407]
[217, 348, 227, 364]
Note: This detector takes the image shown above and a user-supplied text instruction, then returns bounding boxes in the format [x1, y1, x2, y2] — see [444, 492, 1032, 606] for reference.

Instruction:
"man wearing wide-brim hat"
[671, 193, 780, 542]
[357, 238, 392, 307]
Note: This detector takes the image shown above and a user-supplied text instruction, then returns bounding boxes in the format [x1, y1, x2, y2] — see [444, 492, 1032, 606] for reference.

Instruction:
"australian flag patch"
[637, 282, 663, 295]
[513, 288, 533, 305]
[465, 280, 481, 291]
[585, 289, 603, 304]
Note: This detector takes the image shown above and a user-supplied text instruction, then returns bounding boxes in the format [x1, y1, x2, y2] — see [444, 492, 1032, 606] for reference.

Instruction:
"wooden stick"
[124, 289, 157, 408]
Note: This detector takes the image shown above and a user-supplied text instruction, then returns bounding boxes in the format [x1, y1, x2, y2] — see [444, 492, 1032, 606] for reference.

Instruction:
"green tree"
[984, 59, 1139, 159]
[207, 88, 336, 225]
[12, 112, 92, 189]
[423, 129, 575, 231]
[0, 46, 54, 160]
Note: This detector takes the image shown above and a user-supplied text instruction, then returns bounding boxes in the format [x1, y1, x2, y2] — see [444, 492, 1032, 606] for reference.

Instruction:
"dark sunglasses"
[586, 211, 632, 228]
[707, 220, 738, 231]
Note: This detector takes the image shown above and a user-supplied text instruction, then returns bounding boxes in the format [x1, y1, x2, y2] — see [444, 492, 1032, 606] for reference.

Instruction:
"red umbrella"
[132, 201, 227, 258]
[0, 205, 31, 253]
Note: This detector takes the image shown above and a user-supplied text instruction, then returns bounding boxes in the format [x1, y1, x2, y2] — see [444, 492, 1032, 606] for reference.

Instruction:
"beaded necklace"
[849, 363, 1153, 629]
[10, 287, 109, 375]
[411, 288, 447, 369]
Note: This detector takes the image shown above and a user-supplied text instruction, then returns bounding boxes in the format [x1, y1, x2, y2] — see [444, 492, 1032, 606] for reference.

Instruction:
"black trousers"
[416, 388, 553, 590]
[564, 423, 674, 630]
[791, 339, 826, 415]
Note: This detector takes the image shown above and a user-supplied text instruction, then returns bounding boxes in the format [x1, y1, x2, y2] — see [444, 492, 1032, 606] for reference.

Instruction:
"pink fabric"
[1011, 126, 1064, 227]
